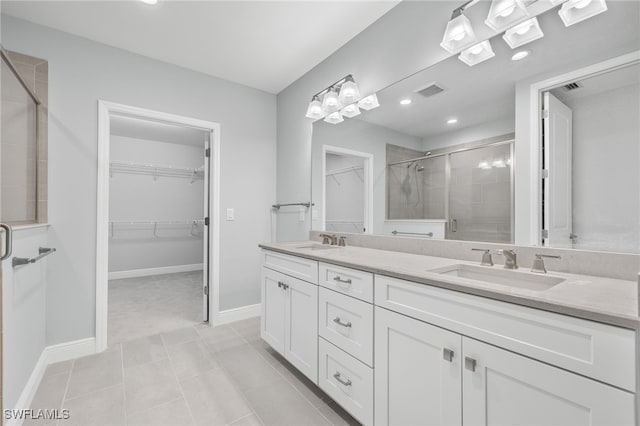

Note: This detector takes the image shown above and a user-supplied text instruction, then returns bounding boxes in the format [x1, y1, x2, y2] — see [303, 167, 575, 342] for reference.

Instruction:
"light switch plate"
[226, 208, 235, 221]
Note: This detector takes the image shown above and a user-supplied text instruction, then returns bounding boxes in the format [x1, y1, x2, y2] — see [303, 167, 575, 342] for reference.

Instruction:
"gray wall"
[2, 15, 276, 345]
[109, 136, 205, 273]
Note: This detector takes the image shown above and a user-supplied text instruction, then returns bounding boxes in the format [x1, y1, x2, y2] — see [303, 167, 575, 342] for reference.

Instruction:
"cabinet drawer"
[262, 250, 318, 284]
[319, 262, 373, 302]
[318, 338, 374, 426]
[319, 287, 374, 367]
[375, 275, 637, 392]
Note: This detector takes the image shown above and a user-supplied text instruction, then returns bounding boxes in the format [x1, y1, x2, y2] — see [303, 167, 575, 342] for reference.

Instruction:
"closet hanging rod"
[110, 220, 204, 225]
[110, 161, 204, 178]
[272, 202, 314, 210]
[325, 165, 364, 176]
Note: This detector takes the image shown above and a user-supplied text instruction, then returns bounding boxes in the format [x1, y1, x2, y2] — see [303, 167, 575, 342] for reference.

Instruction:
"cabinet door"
[260, 267, 286, 355]
[375, 307, 462, 426]
[462, 337, 635, 426]
[285, 276, 319, 384]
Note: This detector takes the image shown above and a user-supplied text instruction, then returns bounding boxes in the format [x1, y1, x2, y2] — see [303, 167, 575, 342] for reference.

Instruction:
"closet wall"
[108, 134, 204, 276]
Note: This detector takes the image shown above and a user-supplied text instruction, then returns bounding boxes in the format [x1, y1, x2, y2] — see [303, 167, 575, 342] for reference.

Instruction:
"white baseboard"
[8, 338, 97, 426]
[216, 303, 261, 325]
[108, 263, 203, 280]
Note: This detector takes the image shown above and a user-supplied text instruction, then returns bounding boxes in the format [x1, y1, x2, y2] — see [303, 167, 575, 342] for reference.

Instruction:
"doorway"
[96, 101, 220, 352]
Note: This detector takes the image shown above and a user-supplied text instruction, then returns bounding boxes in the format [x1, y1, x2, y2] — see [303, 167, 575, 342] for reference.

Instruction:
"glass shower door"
[447, 142, 513, 243]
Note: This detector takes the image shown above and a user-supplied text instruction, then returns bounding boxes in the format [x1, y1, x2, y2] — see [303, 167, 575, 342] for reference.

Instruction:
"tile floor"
[27, 317, 360, 426]
[108, 272, 204, 346]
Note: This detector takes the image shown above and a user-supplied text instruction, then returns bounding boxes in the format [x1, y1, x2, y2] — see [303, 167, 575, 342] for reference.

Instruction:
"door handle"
[0, 223, 12, 260]
[450, 219, 457, 232]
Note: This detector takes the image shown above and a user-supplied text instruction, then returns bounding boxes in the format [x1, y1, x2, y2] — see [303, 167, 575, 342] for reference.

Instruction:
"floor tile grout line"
[126, 396, 186, 423]
[58, 360, 74, 412]
[166, 337, 197, 426]
[120, 343, 128, 425]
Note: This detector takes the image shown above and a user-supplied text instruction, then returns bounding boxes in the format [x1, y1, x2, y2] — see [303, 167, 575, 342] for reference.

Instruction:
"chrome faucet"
[319, 233, 337, 245]
[338, 236, 347, 247]
[531, 254, 561, 273]
[471, 248, 493, 266]
[496, 249, 518, 269]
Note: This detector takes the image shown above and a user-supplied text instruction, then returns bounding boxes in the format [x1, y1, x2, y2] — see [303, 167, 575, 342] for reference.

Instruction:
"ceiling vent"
[416, 83, 445, 98]
[562, 82, 582, 91]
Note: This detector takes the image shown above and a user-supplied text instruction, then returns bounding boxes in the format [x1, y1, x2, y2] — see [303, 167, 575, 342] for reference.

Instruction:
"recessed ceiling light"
[140, 0, 158, 4]
[511, 50, 530, 61]
[400, 98, 412, 105]
[447, 118, 458, 124]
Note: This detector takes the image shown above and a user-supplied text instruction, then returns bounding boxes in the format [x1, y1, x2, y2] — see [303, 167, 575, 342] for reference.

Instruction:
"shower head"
[416, 164, 425, 172]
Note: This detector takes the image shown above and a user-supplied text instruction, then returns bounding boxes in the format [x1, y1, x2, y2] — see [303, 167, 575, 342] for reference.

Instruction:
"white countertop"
[259, 241, 639, 330]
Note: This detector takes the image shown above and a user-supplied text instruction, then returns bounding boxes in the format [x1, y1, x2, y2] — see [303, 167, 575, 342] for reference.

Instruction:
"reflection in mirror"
[541, 63, 640, 254]
[311, 0, 639, 253]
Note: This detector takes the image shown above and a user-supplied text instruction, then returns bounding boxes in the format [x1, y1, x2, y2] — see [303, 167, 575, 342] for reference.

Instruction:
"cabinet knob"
[464, 356, 477, 372]
[443, 348, 454, 362]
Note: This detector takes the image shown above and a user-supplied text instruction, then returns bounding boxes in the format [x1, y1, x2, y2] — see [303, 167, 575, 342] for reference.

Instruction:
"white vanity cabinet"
[261, 251, 319, 383]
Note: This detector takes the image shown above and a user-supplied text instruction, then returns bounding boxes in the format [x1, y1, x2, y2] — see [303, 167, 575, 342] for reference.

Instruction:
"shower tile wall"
[386, 144, 428, 220]
[1, 51, 48, 223]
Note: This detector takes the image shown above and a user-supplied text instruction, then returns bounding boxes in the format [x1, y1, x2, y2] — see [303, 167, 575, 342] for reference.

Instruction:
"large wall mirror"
[311, 0, 639, 254]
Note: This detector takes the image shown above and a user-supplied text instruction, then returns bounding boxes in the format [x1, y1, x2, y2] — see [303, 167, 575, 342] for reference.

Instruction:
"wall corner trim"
[8, 338, 97, 426]
[216, 303, 261, 325]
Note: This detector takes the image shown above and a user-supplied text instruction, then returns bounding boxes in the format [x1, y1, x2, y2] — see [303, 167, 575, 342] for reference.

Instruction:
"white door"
[462, 337, 635, 426]
[284, 276, 318, 383]
[202, 136, 210, 322]
[543, 92, 573, 248]
[375, 307, 462, 426]
[260, 268, 286, 354]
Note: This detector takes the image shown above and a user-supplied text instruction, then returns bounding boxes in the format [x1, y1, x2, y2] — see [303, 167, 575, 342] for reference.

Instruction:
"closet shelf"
[109, 219, 205, 238]
[110, 161, 205, 182]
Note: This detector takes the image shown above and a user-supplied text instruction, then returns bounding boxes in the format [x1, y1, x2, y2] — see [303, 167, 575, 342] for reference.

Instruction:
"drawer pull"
[333, 317, 352, 328]
[443, 348, 454, 362]
[465, 357, 477, 372]
[333, 276, 352, 285]
[333, 372, 352, 387]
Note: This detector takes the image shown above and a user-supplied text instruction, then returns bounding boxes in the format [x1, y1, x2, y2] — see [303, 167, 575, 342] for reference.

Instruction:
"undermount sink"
[295, 243, 341, 251]
[429, 264, 565, 292]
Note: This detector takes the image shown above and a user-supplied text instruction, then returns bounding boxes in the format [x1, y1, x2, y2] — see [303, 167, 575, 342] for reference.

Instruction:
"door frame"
[321, 145, 374, 234]
[527, 50, 640, 246]
[96, 100, 221, 352]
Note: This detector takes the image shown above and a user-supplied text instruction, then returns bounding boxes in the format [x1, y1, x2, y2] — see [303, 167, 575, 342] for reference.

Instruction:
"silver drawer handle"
[333, 372, 352, 387]
[333, 276, 352, 285]
[333, 317, 352, 328]
[465, 356, 477, 372]
[443, 348, 454, 362]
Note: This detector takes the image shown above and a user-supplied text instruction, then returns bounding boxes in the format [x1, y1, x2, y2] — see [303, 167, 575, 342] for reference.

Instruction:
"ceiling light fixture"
[305, 75, 374, 123]
[458, 40, 495, 66]
[558, 0, 607, 26]
[400, 98, 412, 105]
[140, 0, 158, 4]
[485, 0, 529, 32]
[440, 3, 478, 54]
[447, 118, 459, 124]
[358, 94, 380, 111]
[511, 50, 530, 61]
[503, 17, 544, 48]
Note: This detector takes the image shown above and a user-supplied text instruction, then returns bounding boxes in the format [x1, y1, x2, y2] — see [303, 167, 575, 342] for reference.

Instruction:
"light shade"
[357, 93, 380, 110]
[458, 40, 495, 66]
[341, 103, 361, 118]
[305, 96, 325, 119]
[440, 13, 478, 54]
[324, 111, 344, 124]
[558, 0, 607, 27]
[339, 77, 360, 104]
[485, 0, 529, 32]
[322, 88, 341, 113]
[503, 17, 544, 48]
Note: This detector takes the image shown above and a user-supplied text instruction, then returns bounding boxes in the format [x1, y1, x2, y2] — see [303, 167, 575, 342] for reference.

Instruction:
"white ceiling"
[357, 0, 640, 139]
[2, 0, 399, 94]
[111, 115, 207, 146]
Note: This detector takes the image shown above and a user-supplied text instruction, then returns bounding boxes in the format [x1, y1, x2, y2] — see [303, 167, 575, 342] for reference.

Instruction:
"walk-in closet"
[107, 116, 209, 346]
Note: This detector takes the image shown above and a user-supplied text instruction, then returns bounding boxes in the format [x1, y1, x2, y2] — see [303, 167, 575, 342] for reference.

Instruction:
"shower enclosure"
[387, 139, 514, 244]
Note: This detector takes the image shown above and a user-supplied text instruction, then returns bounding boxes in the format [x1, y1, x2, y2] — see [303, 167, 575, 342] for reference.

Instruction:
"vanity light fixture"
[503, 17, 544, 48]
[400, 98, 412, 106]
[459, 40, 495, 66]
[485, 0, 529, 32]
[324, 111, 344, 125]
[558, 0, 607, 27]
[341, 103, 361, 118]
[305, 74, 368, 122]
[358, 93, 380, 111]
[440, 5, 478, 54]
[511, 50, 530, 60]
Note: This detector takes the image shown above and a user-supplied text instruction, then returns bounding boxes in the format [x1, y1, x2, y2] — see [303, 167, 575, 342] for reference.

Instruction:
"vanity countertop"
[259, 241, 639, 330]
